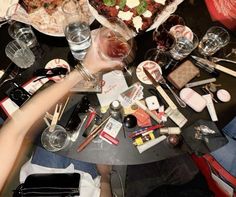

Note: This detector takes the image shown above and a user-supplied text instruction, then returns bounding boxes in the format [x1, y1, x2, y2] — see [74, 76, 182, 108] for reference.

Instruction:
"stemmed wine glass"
[148, 15, 185, 74]
[95, 17, 134, 75]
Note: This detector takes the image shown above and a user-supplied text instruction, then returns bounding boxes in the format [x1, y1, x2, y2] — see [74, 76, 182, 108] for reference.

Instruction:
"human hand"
[82, 32, 124, 74]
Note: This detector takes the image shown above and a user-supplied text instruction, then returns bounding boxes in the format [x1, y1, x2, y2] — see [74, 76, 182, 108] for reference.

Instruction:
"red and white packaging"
[99, 118, 122, 145]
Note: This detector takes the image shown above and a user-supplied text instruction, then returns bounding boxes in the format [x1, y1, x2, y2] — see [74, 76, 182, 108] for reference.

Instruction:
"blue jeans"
[31, 146, 98, 179]
[211, 116, 236, 177]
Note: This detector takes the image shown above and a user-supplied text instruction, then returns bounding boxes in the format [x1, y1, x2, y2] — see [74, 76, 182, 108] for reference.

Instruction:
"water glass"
[8, 21, 38, 48]
[41, 125, 71, 152]
[169, 33, 199, 60]
[62, 0, 91, 60]
[5, 40, 35, 69]
[198, 26, 230, 56]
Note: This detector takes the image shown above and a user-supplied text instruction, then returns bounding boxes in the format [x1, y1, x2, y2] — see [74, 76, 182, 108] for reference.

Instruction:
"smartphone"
[5, 83, 32, 107]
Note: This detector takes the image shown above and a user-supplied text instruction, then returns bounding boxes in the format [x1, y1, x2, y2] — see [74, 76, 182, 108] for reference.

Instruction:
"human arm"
[97, 164, 113, 197]
[0, 42, 123, 190]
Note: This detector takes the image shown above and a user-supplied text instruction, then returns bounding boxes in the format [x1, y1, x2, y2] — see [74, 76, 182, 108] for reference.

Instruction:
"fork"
[211, 57, 236, 64]
[153, 70, 187, 108]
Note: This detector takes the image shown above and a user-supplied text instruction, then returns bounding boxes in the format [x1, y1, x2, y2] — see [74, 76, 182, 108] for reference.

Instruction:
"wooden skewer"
[88, 115, 111, 137]
[49, 104, 60, 132]
[77, 115, 111, 152]
[45, 112, 53, 120]
[59, 96, 70, 120]
[43, 117, 50, 127]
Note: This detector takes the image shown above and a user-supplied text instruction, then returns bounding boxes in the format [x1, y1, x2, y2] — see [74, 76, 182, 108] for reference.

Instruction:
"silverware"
[191, 55, 236, 78]
[211, 57, 236, 64]
[153, 70, 186, 108]
[143, 67, 177, 110]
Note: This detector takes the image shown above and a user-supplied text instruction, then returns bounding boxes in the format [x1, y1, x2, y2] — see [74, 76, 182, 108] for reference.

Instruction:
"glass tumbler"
[198, 26, 230, 56]
[8, 21, 38, 48]
[5, 40, 35, 69]
[62, 0, 91, 60]
[41, 125, 71, 152]
[169, 33, 199, 60]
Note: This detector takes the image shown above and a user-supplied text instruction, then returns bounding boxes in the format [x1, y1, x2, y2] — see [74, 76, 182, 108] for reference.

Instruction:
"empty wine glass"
[95, 17, 134, 74]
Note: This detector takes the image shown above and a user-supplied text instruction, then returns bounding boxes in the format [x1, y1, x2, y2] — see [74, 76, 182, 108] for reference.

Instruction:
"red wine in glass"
[153, 30, 175, 51]
[161, 15, 185, 32]
[106, 35, 131, 59]
[99, 29, 131, 60]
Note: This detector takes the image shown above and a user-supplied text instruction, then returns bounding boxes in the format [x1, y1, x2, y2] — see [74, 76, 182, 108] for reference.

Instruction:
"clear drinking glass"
[62, 0, 91, 60]
[5, 40, 35, 69]
[198, 26, 230, 56]
[169, 33, 199, 60]
[41, 125, 71, 152]
[8, 21, 38, 48]
[95, 17, 134, 73]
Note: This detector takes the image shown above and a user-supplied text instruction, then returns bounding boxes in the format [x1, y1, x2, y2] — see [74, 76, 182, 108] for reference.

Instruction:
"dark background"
[0, 0, 235, 164]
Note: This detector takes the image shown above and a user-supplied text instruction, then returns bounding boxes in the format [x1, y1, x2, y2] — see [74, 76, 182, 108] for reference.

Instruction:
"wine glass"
[159, 15, 185, 33]
[148, 15, 185, 74]
[95, 17, 134, 75]
[153, 15, 185, 51]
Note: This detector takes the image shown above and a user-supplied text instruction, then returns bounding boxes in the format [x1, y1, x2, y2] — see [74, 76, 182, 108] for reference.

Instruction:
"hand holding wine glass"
[94, 17, 134, 74]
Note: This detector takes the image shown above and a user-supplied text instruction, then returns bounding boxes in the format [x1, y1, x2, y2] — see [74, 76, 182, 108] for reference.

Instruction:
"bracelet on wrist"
[74, 62, 95, 81]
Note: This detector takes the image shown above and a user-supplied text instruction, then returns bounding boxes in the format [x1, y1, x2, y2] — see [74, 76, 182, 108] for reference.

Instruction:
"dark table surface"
[0, 0, 235, 165]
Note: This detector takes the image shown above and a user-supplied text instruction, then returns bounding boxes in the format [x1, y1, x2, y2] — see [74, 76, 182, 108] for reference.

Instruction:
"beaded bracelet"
[74, 62, 95, 81]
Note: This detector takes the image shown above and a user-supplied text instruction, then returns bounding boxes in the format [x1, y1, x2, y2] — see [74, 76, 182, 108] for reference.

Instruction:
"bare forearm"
[12, 70, 82, 133]
[100, 174, 112, 197]
[0, 70, 82, 190]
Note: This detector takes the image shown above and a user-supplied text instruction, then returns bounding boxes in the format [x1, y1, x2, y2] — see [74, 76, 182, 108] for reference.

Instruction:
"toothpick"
[43, 117, 51, 127]
[45, 112, 53, 120]
[49, 104, 60, 132]
[59, 96, 70, 120]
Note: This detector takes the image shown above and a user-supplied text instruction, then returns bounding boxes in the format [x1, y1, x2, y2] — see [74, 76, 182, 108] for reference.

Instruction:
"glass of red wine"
[150, 15, 186, 75]
[96, 17, 134, 74]
[153, 15, 185, 51]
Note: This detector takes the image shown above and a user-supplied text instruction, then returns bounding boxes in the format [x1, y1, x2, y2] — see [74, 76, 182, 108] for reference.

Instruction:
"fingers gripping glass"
[96, 17, 134, 73]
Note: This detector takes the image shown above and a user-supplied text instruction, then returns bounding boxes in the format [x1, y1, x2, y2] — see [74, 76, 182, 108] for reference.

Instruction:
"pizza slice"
[89, 0, 175, 33]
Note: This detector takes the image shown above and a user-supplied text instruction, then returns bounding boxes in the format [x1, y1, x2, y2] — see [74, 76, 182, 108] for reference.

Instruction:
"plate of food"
[88, 0, 184, 36]
[11, 0, 95, 37]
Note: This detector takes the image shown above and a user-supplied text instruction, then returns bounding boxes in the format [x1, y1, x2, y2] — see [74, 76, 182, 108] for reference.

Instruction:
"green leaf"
[43, 3, 49, 8]
[119, 0, 126, 9]
[136, 0, 147, 15]
[103, 0, 116, 6]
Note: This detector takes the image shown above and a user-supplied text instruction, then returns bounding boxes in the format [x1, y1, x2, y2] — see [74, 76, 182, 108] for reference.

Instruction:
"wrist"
[74, 61, 95, 81]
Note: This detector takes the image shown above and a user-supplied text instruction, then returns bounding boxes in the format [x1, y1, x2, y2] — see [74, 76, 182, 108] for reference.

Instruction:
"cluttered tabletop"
[0, 0, 236, 165]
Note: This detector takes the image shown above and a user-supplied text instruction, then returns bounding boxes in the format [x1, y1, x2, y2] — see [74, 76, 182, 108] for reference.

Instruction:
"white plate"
[88, 0, 184, 37]
[12, 0, 95, 37]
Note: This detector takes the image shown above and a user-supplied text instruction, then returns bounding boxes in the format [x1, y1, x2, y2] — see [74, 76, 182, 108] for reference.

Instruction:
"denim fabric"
[222, 116, 236, 140]
[211, 136, 236, 177]
[211, 116, 236, 177]
[31, 146, 98, 179]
